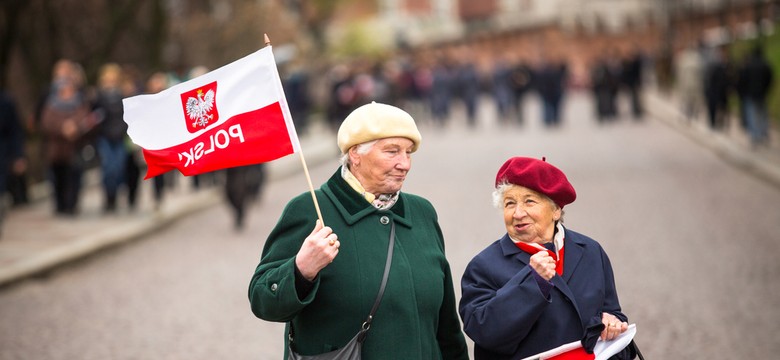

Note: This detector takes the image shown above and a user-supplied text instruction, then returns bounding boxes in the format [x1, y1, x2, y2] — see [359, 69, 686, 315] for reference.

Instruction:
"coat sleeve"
[600, 246, 627, 322]
[248, 194, 320, 322]
[602, 246, 635, 360]
[582, 245, 632, 359]
[459, 250, 551, 355]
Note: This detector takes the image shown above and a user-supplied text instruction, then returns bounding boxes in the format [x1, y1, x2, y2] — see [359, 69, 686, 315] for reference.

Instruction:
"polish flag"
[123, 46, 300, 179]
[521, 324, 637, 360]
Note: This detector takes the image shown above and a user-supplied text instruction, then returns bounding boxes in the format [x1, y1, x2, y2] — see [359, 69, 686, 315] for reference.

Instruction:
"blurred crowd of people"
[0, 38, 775, 236]
[318, 51, 561, 132]
[313, 47, 650, 135]
[0, 59, 267, 235]
[675, 41, 775, 147]
[0, 46, 665, 237]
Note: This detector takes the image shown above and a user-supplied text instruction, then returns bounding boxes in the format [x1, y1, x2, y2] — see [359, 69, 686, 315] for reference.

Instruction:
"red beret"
[495, 156, 577, 208]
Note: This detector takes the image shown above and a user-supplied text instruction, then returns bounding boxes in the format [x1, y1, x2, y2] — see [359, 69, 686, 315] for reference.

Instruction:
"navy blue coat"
[459, 228, 628, 360]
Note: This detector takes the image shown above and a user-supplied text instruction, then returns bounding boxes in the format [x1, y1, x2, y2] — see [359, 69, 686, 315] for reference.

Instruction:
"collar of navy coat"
[320, 168, 413, 228]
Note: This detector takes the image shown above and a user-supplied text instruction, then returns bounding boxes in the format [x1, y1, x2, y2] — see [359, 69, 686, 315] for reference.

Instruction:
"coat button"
[380, 216, 390, 225]
[270, 283, 278, 292]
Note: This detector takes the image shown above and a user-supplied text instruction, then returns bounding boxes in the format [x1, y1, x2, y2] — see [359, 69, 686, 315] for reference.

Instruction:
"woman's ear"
[553, 207, 562, 221]
[348, 146, 360, 168]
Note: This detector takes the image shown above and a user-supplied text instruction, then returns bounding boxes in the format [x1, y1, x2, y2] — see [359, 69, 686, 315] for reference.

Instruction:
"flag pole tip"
[264, 34, 271, 46]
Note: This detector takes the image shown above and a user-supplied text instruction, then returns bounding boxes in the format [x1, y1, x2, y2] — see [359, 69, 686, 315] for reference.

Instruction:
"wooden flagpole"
[264, 34, 324, 226]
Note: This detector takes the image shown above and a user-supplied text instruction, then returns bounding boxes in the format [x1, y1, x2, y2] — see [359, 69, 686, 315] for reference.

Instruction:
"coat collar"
[321, 168, 412, 228]
[498, 227, 587, 282]
[499, 230, 587, 327]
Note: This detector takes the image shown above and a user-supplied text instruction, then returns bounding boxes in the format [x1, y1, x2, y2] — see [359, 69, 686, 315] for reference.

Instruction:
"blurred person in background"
[430, 55, 454, 127]
[40, 65, 97, 216]
[675, 42, 706, 122]
[703, 45, 734, 131]
[121, 66, 144, 211]
[26, 59, 85, 206]
[492, 56, 515, 124]
[457, 57, 481, 128]
[736, 45, 774, 148]
[510, 59, 534, 126]
[0, 90, 27, 237]
[224, 163, 266, 231]
[536, 56, 568, 127]
[459, 156, 637, 360]
[282, 61, 312, 135]
[92, 63, 128, 213]
[621, 47, 645, 120]
[248, 102, 468, 359]
[591, 52, 621, 122]
[145, 72, 170, 210]
[326, 64, 355, 132]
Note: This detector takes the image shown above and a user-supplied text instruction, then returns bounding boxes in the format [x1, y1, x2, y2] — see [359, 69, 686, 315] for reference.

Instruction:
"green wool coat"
[249, 168, 469, 360]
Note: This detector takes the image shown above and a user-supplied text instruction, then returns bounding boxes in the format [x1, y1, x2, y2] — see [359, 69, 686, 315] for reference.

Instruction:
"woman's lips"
[514, 223, 530, 232]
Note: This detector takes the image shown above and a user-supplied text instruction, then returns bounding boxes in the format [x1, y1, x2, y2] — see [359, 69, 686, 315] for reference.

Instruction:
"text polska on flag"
[122, 45, 300, 180]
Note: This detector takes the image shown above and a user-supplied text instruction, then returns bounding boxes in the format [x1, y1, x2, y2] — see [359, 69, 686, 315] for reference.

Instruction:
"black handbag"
[288, 220, 396, 360]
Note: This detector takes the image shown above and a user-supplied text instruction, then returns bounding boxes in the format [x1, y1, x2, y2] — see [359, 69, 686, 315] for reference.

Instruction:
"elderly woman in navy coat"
[459, 156, 634, 359]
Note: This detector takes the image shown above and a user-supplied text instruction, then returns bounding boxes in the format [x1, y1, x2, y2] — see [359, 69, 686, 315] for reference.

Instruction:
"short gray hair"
[339, 140, 378, 168]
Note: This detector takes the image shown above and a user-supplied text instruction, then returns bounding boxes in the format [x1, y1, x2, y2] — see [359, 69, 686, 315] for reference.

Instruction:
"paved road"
[2, 92, 780, 359]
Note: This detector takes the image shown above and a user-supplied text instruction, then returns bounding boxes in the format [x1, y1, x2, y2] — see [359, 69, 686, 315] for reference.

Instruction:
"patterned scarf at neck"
[372, 192, 399, 210]
[341, 166, 400, 210]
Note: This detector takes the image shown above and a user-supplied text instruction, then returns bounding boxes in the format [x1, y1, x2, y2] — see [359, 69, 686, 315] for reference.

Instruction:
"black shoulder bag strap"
[289, 220, 396, 345]
[357, 220, 395, 343]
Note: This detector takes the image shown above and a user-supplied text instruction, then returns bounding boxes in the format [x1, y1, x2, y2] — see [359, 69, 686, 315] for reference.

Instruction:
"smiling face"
[502, 185, 561, 244]
[349, 137, 414, 195]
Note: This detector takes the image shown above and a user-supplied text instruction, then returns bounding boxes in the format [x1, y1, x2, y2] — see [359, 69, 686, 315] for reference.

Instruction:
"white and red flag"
[123, 46, 300, 179]
[520, 324, 637, 360]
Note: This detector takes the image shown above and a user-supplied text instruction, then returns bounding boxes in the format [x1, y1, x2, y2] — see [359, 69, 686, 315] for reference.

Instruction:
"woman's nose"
[397, 154, 411, 170]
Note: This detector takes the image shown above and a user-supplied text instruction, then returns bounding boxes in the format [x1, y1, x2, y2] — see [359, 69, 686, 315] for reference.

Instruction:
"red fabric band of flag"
[142, 101, 292, 179]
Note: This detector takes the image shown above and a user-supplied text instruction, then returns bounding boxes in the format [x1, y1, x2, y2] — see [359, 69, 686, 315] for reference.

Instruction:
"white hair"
[339, 140, 378, 168]
[492, 181, 564, 221]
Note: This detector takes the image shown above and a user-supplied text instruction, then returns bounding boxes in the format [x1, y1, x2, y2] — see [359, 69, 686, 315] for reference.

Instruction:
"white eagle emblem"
[185, 88, 216, 128]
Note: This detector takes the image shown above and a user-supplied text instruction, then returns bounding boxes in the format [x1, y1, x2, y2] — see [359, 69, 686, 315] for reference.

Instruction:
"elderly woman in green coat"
[248, 102, 469, 360]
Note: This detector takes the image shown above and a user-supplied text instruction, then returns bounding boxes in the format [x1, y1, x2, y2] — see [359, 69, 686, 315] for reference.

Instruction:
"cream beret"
[337, 102, 422, 154]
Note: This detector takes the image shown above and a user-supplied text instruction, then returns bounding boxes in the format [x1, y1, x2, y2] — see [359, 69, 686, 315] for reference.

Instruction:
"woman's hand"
[529, 250, 556, 281]
[295, 220, 340, 281]
[600, 313, 628, 341]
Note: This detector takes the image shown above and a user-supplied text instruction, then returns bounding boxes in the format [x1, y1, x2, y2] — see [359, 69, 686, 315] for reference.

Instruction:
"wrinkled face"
[350, 137, 414, 195]
[502, 185, 561, 244]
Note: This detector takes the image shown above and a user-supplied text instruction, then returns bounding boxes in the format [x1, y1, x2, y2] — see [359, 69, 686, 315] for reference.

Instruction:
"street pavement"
[5, 87, 777, 288]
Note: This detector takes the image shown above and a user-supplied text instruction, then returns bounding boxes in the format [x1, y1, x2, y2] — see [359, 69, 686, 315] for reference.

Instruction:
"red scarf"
[514, 240, 565, 276]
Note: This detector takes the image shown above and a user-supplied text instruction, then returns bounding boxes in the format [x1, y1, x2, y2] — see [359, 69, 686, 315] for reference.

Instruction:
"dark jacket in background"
[0, 91, 25, 189]
[93, 89, 127, 143]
